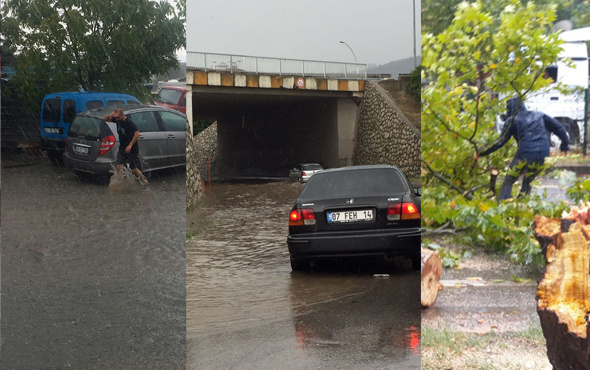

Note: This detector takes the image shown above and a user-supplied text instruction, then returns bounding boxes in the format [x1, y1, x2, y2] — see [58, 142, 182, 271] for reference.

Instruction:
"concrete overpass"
[186, 52, 367, 178]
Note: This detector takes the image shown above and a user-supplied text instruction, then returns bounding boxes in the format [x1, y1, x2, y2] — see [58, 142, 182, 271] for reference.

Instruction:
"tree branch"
[426, 105, 479, 152]
[422, 159, 470, 198]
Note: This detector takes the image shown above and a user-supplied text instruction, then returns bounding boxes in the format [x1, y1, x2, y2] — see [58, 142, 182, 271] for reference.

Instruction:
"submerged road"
[187, 181, 421, 369]
[1, 159, 186, 368]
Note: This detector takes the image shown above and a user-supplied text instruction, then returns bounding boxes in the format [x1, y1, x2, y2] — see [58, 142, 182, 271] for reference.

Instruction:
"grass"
[421, 325, 548, 370]
[186, 198, 205, 214]
[552, 153, 590, 165]
[507, 324, 544, 342]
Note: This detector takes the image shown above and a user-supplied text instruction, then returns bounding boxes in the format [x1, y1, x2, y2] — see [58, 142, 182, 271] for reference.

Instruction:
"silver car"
[63, 105, 186, 178]
[288, 163, 324, 183]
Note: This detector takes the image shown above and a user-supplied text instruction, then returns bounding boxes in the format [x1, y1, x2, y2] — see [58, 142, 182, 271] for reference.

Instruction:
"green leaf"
[511, 275, 532, 283]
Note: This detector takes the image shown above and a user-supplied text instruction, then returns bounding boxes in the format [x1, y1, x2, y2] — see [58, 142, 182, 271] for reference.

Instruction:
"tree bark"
[421, 248, 443, 308]
[534, 208, 590, 369]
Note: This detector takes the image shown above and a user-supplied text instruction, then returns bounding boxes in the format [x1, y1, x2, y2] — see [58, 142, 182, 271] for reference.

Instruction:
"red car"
[154, 86, 186, 114]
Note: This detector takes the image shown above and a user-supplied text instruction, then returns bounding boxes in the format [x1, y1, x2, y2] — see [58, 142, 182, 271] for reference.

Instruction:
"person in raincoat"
[474, 97, 569, 200]
[103, 109, 149, 185]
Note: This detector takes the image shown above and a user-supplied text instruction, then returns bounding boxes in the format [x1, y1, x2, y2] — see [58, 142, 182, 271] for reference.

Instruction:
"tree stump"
[534, 206, 590, 369]
[421, 248, 443, 308]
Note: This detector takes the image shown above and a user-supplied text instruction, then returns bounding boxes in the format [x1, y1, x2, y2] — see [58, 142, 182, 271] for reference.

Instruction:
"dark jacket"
[480, 98, 569, 159]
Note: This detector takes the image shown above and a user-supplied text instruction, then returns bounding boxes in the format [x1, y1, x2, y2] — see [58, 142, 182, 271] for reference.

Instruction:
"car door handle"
[167, 134, 176, 138]
[139, 135, 145, 139]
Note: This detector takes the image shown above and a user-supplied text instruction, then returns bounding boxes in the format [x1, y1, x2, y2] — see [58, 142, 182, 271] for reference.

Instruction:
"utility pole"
[413, 0, 417, 67]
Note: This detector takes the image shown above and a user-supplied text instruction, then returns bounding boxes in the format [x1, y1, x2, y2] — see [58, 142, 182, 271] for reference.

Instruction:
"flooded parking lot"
[187, 181, 420, 369]
[1, 160, 186, 368]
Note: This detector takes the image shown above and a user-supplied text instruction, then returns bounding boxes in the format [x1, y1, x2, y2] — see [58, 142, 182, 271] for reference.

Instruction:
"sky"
[185, 0, 420, 66]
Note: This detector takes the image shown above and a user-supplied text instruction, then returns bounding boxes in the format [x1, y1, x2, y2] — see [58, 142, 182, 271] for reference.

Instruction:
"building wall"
[352, 81, 420, 179]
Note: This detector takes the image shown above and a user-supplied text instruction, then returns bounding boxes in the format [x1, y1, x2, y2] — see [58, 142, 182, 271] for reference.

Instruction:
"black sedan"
[287, 165, 421, 271]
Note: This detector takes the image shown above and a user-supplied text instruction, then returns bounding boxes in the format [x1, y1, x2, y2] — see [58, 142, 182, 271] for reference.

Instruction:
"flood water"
[1, 160, 186, 368]
[187, 181, 421, 369]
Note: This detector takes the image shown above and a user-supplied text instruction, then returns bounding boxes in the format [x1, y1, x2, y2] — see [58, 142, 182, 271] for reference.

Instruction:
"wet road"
[1, 160, 186, 368]
[187, 182, 420, 369]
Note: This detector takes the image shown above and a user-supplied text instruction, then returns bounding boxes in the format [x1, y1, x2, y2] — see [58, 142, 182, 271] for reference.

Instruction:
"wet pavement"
[421, 253, 541, 333]
[1, 158, 186, 368]
[187, 181, 421, 369]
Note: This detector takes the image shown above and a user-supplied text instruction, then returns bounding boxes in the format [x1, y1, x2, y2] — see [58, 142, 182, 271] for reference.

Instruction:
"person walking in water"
[474, 97, 569, 200]
[103, 108, 149, 185]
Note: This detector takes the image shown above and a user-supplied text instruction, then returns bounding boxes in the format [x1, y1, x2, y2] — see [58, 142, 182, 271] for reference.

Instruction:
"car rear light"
[387, 202, 420, 220]
[99, 135, 116, 156]
[387, 203, 401, 221]
[289, 208, 316, 226]
[301, 208, 316, 225]
[401, 202, 420, 220]
[302, 172, 307, 177]
[289, 210, 303, 226]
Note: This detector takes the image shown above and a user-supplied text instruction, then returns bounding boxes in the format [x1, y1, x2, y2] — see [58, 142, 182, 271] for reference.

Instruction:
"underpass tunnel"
[194, 91, 352, 178]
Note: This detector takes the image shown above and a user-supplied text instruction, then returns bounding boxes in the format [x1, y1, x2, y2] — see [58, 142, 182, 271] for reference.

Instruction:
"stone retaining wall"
[186, 119, 204, 209]
[352, 81, 420, 178]
[194, 122, 218, 180]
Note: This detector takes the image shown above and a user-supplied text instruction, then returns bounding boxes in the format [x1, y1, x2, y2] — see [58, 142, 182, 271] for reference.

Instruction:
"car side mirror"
[416, 187, 421, 196]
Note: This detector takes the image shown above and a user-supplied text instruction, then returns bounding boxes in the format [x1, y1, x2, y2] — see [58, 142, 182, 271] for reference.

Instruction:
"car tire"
[411, 254, 421, 271]
[47, 150, 63, 165]
[290, 256, 308, 271]
[72, 170, 90, 181]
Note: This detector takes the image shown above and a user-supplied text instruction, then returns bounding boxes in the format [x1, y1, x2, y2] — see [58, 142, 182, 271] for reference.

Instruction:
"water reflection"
[187, 181, 420, 369]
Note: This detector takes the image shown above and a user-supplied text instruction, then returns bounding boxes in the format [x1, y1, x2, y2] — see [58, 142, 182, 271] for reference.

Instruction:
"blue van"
[40, 92, 141, 161]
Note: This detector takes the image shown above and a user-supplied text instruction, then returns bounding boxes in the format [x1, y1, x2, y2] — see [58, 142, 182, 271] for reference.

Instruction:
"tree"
[421, 0, 568, 265]
[1, 0, 185, 109]
[422, 0, 590, 35]
[408, 65, 422, 103]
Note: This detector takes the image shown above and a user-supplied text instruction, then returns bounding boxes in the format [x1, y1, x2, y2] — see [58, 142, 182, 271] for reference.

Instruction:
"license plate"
[44, 127, 61, 134]
[73, 145, 89, 154]
[327, 209, 374, 223]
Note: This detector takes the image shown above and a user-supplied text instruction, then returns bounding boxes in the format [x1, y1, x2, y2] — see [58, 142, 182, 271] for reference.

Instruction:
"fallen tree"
[421, 248, 443, 308]
[534, 205, 590, 369]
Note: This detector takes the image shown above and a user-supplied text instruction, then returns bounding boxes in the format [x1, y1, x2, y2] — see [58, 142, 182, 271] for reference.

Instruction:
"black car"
[287, 165, 421, 271]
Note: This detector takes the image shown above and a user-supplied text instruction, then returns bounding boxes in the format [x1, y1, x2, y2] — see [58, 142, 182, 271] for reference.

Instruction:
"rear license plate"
[327, 209, 374, 223]
[44, 127, 61, 134]
[73, 145, 89, 154]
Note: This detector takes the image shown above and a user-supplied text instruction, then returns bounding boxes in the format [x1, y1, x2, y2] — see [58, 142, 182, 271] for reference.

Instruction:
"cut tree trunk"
[534, 207, 590, 369]
[421, 248, 443, 308]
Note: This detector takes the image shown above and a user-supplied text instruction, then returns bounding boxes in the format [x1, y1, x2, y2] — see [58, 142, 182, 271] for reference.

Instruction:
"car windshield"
[300, 168, 408, 199]
[157, 89, 182, 104]
[303, 164, 323, 170]
[68, 116, 103, 140]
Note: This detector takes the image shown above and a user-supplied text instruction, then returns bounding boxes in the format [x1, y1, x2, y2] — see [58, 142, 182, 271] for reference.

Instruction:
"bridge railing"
[187, 52, 367, 79]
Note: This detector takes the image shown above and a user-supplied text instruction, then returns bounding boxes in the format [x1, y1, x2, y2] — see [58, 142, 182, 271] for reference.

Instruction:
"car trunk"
[67, 116, 115, 162]
[299, 193, 410, 233]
